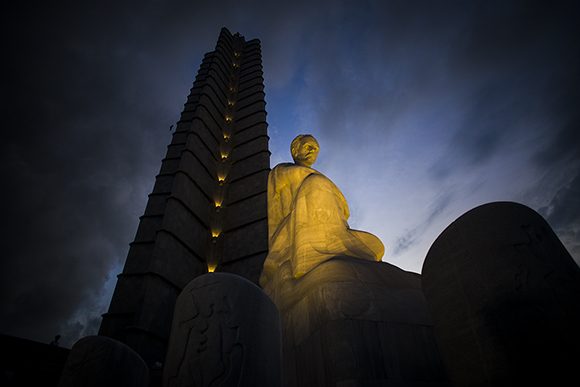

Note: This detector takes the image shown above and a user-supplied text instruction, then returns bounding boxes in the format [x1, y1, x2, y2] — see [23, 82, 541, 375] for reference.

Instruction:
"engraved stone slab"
[58, 335, 149, 387]
[163, 273, 281, 387]
[422, 201, 580, 386]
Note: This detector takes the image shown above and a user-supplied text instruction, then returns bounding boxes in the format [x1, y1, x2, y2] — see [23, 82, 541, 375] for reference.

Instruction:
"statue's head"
[291, 134, 320, 167]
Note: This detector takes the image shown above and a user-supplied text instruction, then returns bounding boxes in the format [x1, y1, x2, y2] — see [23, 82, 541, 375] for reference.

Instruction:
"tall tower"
[99, 28, 270, 367]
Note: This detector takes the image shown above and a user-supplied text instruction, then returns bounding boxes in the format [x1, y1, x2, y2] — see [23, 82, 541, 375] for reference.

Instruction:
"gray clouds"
[2, 0, 579, 347]
[391, 192, 454, 257]
[540, 173, 580, 265]
[1, 1, 190, 346]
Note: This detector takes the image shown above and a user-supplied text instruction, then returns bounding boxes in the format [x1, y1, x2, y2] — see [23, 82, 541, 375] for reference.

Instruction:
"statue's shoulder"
[271, 163, 295, 171]
[270, 163, 320, 188]
[272, 163, 319, 174]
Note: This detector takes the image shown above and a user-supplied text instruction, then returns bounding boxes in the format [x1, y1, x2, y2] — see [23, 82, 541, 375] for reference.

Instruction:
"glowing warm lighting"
[217, 173, 226, 184]
[232, 62, 239, 69]
[225, 115, 232, 123]
[223, 133, 231, 141]
[260, 134, 385, 283]
[214, 201, 222, 209]
[221, 152, 229, 161]
[207, 263, 217, 273]
[211, 230, 221, 238]
[227, 100, 235, 107]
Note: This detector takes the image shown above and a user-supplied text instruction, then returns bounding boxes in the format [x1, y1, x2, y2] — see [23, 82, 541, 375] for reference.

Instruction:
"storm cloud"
[2, 0, 579, 347]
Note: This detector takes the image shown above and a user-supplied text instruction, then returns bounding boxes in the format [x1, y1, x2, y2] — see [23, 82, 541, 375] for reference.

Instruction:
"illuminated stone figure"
[260, 135, 446, 386]
[260, 134, 384, 297]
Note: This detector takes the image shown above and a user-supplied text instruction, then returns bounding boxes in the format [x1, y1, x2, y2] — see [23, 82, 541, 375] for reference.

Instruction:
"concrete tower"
[99, 28, 270, 367]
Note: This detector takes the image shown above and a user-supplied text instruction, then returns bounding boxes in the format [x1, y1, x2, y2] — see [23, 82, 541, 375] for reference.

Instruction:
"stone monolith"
[58, 335, 149, 387]
[422, 201, 580, 386]
[163, 273, 281, 387]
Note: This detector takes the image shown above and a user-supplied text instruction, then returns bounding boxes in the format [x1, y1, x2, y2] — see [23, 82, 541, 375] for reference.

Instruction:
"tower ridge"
[99, 29, 270, 368]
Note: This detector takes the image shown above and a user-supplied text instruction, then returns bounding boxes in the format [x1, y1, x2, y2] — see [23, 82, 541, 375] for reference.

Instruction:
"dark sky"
[2, 0, 579, 347]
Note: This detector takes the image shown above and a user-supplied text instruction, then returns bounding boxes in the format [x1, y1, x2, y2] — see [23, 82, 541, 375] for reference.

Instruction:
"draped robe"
[259, 163, 384, 293]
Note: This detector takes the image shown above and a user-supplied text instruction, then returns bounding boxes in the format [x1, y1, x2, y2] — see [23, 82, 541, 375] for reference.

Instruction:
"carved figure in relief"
[260, 134, 384, 295]
[164, 273, 281, 387]
[165, 282, 243, 387]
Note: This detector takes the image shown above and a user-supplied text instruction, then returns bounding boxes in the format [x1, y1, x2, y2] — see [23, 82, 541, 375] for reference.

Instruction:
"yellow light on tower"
[227, 100, 235, 107]
[223, 132, 231, 142]
[207, 263, 217, 273]
[225, 115, 232, 123]
[221, 152, 229, 161]
[217, 173, 226, 184]
[214, 199, 223, 209]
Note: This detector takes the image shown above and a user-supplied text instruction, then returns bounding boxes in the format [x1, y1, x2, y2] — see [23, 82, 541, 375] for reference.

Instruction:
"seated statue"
[259, 134, 385, 300]
[259, 135, 444, 387]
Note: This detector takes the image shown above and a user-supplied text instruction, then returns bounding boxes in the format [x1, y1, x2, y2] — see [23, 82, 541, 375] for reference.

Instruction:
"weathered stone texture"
[58, 336, 149, 387]
[280, 257, 449, 387]
[163, 273, 281, 387]
[422, 201, 580, 386]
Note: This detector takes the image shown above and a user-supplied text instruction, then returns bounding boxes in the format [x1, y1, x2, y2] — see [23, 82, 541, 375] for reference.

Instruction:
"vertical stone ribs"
[211, 32, 270, 284]
[99, 28, 270, 367]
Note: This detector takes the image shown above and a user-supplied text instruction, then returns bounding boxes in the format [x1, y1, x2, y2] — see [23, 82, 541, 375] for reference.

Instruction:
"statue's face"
[294, 138, 319, 167]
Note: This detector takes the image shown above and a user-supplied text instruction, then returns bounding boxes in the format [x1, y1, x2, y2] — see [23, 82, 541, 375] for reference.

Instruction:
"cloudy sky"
[2, 0, 579, 347]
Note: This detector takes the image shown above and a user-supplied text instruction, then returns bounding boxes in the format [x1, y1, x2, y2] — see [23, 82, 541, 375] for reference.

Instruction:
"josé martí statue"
[259, 134, 443, 386]
[259, 134, 385, 299]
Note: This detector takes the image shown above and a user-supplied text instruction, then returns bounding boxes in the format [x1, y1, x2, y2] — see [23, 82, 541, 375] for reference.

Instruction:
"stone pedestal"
[163, 273, 281, 387]
[279, 256, 449, 387]
[58, 335, 149, 387]
[422, 201, 580, 386]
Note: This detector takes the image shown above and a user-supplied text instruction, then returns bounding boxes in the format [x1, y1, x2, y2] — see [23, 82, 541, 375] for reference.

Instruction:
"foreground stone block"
[163, 273, 281, 387]
[422, 201, 580, 386]
[58, 335, 148, 387]
[280, 256, 449, 387]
